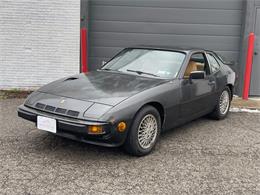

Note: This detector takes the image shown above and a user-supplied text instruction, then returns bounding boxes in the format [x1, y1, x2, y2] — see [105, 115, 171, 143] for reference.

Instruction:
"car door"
[206, 52, 226, 102]
[180, 52, 216, 119]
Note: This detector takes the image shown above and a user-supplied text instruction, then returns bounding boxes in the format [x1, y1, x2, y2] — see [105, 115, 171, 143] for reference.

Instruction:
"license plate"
[37, 116, 57, 133]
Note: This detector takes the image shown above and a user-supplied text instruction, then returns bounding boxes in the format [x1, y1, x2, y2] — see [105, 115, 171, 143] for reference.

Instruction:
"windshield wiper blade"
[100, 68, 112, 71]
[127, 69, 160, 77]
[100, 68, 121, 73]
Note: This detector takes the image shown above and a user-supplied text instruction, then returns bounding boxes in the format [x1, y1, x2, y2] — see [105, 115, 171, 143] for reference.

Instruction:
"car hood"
[38, 71, 166, 106]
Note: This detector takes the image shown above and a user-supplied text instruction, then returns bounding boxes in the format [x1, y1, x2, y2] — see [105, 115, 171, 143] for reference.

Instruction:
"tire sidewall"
[128, 106, 161, 156]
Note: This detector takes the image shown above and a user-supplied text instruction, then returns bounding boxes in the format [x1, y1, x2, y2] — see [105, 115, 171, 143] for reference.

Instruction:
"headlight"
[24, 91, 40, 106]
[83, 103, 112, 119]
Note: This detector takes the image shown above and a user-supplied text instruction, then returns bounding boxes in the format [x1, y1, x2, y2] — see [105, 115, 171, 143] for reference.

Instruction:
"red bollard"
[242, 33, 255, 100]
[81, 28, 88, 73]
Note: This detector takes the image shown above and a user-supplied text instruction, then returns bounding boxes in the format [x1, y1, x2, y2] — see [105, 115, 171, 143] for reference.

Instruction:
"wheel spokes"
[137, 114, 158, 149]
[219, 90, 230, 115]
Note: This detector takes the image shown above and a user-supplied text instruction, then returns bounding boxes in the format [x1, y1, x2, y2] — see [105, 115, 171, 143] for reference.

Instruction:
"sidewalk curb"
[230, 107, 260, 113]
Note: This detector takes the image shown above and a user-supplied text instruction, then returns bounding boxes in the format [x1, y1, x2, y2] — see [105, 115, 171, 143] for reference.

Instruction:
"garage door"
[88, 0, 244, 70]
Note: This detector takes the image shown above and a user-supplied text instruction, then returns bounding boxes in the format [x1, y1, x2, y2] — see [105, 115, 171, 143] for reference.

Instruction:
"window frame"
[101, 47, 187, 79]
[183, 51, 211, 79]
[206, 52, 221, 74]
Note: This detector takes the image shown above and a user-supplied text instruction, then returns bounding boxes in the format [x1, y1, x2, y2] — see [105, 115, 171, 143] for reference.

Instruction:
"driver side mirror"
[189, 71, 205, 80]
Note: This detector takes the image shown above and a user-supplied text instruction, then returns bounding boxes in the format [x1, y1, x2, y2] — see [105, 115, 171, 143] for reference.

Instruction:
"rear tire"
[210, 87, 231, 120]
[124, 106, 161, 156]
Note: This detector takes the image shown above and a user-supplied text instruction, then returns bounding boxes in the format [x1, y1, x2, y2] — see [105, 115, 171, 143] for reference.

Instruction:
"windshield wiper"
[100, 68, 121, 73]
[100, 68, 112, 71]
[127, 69, 160, 77]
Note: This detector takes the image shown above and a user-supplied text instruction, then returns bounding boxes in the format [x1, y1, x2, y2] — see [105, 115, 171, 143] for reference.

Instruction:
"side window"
[184, 53, 209, 79]
[207, 53, 220, 73]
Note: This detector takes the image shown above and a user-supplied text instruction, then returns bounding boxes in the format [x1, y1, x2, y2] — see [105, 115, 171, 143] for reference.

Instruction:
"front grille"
[55, 108, 67, 114]
[45, 105, 55, 112]
[67, 110, 80, 117]
[36, 103, 46, 109]
[33, 102, 80, 118]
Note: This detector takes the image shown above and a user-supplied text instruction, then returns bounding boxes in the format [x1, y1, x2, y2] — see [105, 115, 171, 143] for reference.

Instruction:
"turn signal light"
[88, 125, 104, 135]
[117, 122, 127, 132]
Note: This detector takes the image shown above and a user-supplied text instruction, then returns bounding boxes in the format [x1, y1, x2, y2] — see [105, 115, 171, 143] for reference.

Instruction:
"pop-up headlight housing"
[24, 91, 41, 106]
[83, 103, 112, 119]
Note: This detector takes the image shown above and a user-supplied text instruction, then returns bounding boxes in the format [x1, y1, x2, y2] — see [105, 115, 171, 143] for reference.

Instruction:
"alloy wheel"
[137, 114, 158, 149]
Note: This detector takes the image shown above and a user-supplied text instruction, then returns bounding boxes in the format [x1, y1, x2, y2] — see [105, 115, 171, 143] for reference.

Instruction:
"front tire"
[210, 87, 231, 120]
[124, 106, 161, 156]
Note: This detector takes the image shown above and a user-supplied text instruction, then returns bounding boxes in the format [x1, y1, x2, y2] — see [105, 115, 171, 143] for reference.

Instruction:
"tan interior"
[196, 63, 204, 71]
[184, 61, 205, 79]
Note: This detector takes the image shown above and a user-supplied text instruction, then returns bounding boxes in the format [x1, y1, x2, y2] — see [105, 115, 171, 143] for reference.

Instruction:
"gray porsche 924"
[18, 47, 236, 156]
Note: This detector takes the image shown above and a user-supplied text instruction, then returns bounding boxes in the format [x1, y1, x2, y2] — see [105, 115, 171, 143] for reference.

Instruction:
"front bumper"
[17, 105, 127, 147]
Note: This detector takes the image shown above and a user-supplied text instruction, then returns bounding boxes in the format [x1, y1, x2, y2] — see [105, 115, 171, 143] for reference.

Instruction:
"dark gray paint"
[37, 71, 166, 106]
[18, 48, 236, 147]
[88, 0, 244, 71]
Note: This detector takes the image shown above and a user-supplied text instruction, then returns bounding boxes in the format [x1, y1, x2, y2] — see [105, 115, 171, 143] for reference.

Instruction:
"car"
[18, 46, 236, 156]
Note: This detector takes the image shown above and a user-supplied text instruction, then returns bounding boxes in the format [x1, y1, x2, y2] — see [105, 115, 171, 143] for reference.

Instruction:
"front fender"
[100, 80, 181, 130]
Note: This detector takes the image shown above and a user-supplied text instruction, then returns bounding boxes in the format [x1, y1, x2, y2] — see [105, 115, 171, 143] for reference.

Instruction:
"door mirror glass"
[190, 71, 205, 80]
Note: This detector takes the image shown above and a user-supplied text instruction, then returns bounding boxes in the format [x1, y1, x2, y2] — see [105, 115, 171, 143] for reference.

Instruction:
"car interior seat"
[184, 61, 198, 79]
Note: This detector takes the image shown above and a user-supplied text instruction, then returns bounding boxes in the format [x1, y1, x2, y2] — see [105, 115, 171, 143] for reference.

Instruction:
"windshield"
[102, 48, 186, 79]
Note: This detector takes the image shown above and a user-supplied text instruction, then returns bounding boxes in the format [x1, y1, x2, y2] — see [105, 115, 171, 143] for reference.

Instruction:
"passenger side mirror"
[189, 71, 205, 80]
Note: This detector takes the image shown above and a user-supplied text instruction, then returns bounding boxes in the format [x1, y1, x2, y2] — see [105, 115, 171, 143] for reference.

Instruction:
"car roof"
[126, 45, 214, 53]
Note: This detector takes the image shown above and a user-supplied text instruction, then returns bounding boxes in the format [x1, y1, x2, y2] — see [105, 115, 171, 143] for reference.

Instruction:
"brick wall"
[0, 0, 80, 89]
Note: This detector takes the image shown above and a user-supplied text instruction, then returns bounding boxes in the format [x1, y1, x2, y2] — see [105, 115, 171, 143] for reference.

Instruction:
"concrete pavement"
[0, 99, 259, 194]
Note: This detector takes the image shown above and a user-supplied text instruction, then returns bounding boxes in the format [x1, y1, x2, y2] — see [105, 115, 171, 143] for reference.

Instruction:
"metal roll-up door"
[88, 0, 244, 71]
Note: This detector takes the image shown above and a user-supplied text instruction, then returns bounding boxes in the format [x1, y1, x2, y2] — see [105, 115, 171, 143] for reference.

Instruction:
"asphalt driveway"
[0, 99, 259, 194]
